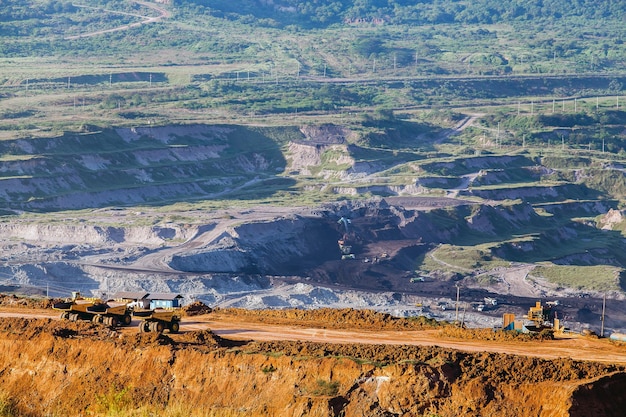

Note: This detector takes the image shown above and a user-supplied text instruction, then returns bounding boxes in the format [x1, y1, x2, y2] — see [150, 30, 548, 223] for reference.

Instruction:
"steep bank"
[0, 316, 624, 417]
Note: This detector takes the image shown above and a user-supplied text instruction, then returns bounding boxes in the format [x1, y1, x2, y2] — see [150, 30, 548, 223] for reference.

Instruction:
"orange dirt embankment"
[1, 312, 626, 417]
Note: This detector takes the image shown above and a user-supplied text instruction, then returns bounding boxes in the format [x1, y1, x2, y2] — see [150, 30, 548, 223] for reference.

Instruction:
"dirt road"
[65, 0, 170, 40]
[5, 308, 626, 365]
[193, 316, 626, 364]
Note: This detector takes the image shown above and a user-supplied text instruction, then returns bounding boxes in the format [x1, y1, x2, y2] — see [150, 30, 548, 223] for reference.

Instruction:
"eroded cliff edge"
[0, 314, 625, 417]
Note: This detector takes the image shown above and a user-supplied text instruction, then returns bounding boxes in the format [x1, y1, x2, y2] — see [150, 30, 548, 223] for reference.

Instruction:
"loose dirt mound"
[1, 316, 116, 340]
[0, 293, 56, 309]
[213, 307, 443, 330]
[182, 300, 213, 316]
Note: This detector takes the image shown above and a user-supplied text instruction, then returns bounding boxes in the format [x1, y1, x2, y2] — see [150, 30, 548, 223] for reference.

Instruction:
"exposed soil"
[2, 306, 626, 416]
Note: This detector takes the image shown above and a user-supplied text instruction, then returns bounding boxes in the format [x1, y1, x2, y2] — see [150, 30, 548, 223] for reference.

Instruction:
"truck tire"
[169, 321, 180, 333]
[60, 312, 70, 320]
[139, 322, 150, 333]
[121, 314, 132, 326]
[155, 321, 165, 333]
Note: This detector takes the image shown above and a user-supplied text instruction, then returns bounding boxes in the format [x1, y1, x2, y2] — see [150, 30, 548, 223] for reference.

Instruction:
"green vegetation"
[0, 0, 625, 292]
[261, 364, 277, 373]
[532, 265, 621, 291]
[309, 379, 340, 397]
[0, 391, 16, 417]
[424, 244, 509, 273]
[0, 0, 624, 135]
[93, 385, 133, 416]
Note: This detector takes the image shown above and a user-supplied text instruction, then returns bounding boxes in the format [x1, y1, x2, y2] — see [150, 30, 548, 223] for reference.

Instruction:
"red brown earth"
[1, 302, 626, 416]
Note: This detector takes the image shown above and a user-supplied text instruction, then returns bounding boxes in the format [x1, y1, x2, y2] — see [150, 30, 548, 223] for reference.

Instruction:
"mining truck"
[53, 291, 132, 327]
[133, 308, 181, 333]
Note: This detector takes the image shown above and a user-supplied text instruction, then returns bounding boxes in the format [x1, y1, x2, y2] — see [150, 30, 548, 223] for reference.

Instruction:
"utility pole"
[497, 122, 500, 148]
[601, 293, 606, 337]
[461, 303, 466, 327]
[454, 284, 460, 325]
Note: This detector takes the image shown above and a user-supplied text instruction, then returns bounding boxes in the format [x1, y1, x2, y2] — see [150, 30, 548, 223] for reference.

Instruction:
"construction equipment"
[133, 308, 181, 333]
[526, 301, 551, 327]
[337, 216, 356, 260]
[503, 301, 564, 333]
[337, 216, 351, 234]
[53, 291, 132, 327]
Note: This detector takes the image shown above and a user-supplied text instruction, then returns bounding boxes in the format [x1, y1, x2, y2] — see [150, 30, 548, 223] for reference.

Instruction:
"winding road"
[65, 0, 170, 40]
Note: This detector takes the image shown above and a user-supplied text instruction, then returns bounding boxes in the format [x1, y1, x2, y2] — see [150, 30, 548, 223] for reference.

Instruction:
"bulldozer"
[133, 308, 181, 333]
[53, 291, 132, 327]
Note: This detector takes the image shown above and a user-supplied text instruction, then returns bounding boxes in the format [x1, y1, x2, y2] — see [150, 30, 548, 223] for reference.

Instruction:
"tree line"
[180, 0, 626, 28]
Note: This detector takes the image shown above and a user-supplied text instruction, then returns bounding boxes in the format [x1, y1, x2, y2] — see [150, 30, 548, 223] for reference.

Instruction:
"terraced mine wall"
[1, 317, 626, 417]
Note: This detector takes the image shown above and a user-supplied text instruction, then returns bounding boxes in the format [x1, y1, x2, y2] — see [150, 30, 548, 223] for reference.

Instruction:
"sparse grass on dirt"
[438, 326, 554, 342]
[0, 392, 16, 417]
[307, 379, 340, 397]
[422, 244, 505, 274]
[531, 264, 621, 292]
[88, 396, 248, 417]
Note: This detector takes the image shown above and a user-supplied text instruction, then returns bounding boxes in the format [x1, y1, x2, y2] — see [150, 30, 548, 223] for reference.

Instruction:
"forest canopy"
[180, 0, 626, 27]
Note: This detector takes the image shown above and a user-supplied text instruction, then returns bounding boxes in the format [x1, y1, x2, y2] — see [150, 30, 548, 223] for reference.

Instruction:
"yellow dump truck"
[53, 291, 132, 327]
[133, 308, 181, 333]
